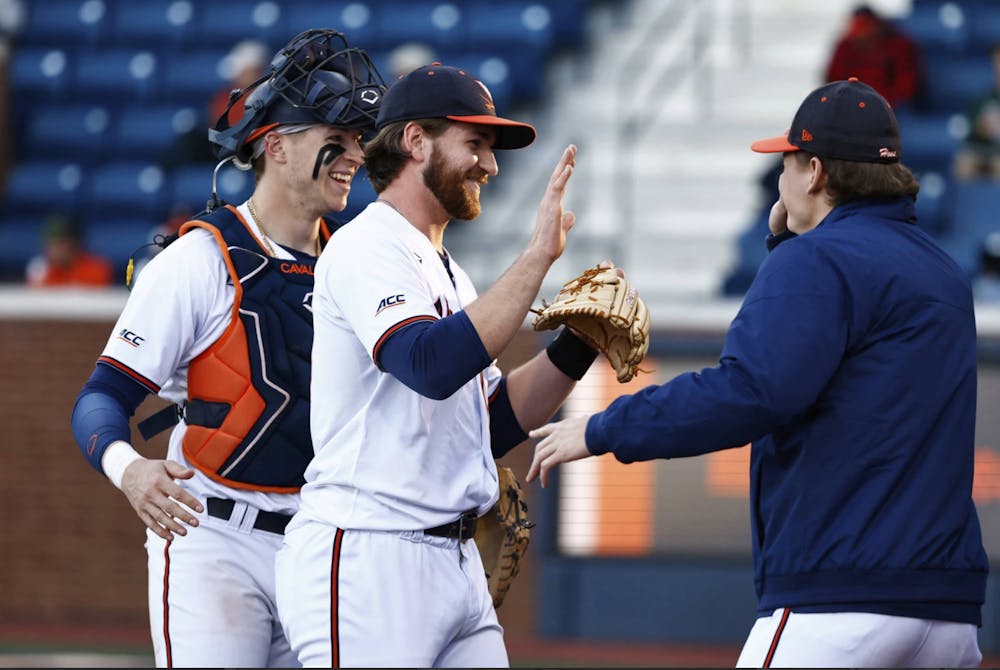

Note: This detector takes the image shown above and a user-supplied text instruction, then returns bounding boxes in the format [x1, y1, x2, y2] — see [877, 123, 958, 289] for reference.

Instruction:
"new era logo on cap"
[375, 63, 536, 150]
[751, 77, 901, 164]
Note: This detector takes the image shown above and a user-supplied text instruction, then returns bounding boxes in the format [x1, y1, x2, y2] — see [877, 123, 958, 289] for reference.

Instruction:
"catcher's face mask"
[209, 29, 387, 165]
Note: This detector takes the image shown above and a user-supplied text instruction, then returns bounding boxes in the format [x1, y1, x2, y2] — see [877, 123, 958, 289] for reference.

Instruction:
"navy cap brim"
[447, 114, 536, 150]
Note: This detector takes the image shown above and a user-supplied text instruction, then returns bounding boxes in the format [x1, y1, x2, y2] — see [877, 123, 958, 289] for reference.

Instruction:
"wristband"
[546, 328, 599, 381]
[102, 440, 143, 490]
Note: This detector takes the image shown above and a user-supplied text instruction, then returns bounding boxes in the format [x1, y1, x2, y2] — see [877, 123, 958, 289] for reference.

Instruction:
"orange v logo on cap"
[801, 129, 814, 142]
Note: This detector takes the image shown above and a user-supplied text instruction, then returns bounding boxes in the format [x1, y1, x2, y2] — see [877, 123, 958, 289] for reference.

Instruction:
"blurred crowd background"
[3, 0, 1000, 307]
[2, 0, 1000, 666]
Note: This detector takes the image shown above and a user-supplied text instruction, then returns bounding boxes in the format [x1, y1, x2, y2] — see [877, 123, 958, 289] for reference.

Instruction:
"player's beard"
[423, 151, 487, 221]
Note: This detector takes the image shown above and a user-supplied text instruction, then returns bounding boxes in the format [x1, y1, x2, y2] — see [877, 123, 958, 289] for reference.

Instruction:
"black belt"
[206, 497, 292, 535]
[424, 511, 478, 541]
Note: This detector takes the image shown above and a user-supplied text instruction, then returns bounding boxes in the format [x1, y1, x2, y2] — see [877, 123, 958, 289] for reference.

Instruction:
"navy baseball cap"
[751, 77, 901, 163]
[375, 63, 536, 150]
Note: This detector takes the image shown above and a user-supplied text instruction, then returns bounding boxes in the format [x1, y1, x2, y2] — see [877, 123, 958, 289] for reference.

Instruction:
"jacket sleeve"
[587, 240, 850, 461]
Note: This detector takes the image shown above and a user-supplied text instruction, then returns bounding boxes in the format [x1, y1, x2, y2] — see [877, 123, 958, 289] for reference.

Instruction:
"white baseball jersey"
[301, 200, 501, 531]
[101, 203, 304, 667]
[101, 203, 301, 515]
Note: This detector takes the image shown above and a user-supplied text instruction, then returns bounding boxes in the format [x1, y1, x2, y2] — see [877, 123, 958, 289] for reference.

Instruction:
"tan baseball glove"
[532, 265, 650, 383]
[475, 466, 534, 609]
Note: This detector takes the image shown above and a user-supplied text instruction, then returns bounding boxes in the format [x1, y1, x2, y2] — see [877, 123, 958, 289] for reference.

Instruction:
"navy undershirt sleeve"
[71, 362, 151, 475]
[488, 378, 528, 458]
[377, 310, 492, 400]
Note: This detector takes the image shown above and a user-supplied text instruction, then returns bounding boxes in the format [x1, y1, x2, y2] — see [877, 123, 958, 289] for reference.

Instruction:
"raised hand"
[528, 144, 577, 263]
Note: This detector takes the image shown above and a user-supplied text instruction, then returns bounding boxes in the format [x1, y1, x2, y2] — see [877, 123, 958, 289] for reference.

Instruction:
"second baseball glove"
[532, 265, 650, 383]
[475, 466, 534, 609]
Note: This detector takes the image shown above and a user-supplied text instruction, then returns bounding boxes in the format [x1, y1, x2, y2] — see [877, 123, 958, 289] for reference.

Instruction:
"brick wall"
[0, 314, 542, 643]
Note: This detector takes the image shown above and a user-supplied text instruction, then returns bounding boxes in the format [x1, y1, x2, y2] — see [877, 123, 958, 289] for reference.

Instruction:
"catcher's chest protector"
[179, 207, 320, 492]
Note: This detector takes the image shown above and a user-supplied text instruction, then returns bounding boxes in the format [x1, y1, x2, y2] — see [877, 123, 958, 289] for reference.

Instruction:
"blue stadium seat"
[950, 179, 1000, 240]
[110, 0, 199, 50]
[0, 216, 45, 281]
[24, 104, 113, 164]
[374, 2, 466, 52]
[366, 50, 395, 80]
[896, 111, 963, 172]
[934, 228, 981, 277]
[283, 2, 373, 47]
[85, 162, 170, 217]
[20, 0, 111, 48]
[111, 104, 200, 161]
[933, 177, 1000, 277]
[72, 49, 161, 106]
[545, 0, 589, 48]
[465, 2, 555, 52]
[9, 47, 73, 104]
[169, 163, 216, 214]
[462, 3, 552, 99]
[437, 52, 516, 110]
[170, 162, 254, 214]
[214, 162, 255, 207]
[193, 1, 286, 48]
[2, 161, 87, 215]
[895, 2, 970, 55]
[912, 170, 954, 234]
[82, 216, 162, 277]
[921, 54, 994, 115]
[968, 2, 1000, 53]
[160, 50, 229, 106]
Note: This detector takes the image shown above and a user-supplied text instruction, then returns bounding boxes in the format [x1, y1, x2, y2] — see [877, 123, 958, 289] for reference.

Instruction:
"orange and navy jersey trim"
[763, 608, 790, 667]
[162, 538, 173, 667]
[329, 528, 345, 668]
[372, 315, 438, 366]
[98, 356, 160, 394]
[182, 211, 245, 332]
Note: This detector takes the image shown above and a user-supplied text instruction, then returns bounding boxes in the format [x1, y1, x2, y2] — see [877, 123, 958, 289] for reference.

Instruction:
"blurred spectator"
[953, 44, 1000, 180]
[25, 212, 113, 287]
[728, 3, 924, 298]
[209, 39, 270, 128]
[161, 39, 269, 169]
[974, 231, 1000, 302]
[388, 41, 435, 79]
[824, 4, 923, 109]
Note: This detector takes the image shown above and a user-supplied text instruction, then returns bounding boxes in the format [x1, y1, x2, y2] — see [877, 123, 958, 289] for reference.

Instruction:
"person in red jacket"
[25, 212, 113, 287]
[824, 4, 923, 109]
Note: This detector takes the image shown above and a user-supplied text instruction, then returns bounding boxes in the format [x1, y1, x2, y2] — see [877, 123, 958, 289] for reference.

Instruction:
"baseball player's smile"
[466, 172, 488, 196]
[329, 170, 354, 190]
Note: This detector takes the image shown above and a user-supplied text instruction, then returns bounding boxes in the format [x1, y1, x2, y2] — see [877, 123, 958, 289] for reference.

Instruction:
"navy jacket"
[587, 197, 989, 624]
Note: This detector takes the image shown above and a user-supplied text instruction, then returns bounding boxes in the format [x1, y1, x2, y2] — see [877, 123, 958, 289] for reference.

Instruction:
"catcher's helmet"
[209, 29, 386, 166]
